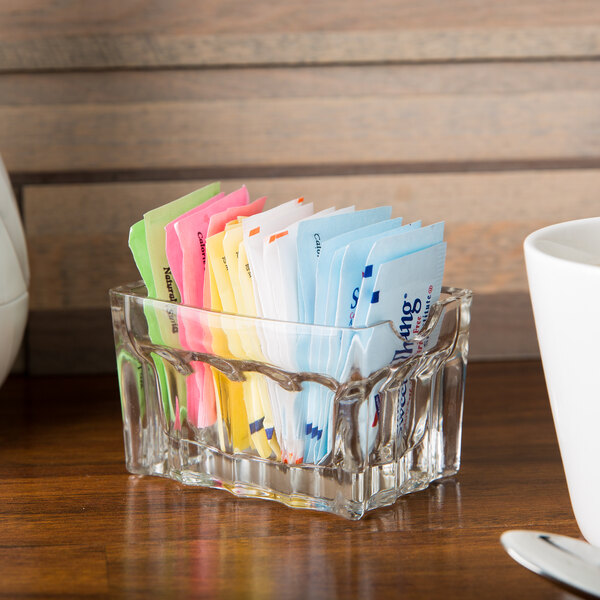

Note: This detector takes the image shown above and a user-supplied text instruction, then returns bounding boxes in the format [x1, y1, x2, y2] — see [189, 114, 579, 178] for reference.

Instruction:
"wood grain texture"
[4, 61, 600, 173]
[0, 362, 582, 598]
[3, 1, 600, 70]
[27, 309, 114, 375]
[0, 547, 108, 598]
[470, 292, 538, 359]
[24, 170, 600, 311]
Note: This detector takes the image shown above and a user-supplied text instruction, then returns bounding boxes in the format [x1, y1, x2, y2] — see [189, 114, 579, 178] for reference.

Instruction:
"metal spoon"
[501, 530, 600, 598]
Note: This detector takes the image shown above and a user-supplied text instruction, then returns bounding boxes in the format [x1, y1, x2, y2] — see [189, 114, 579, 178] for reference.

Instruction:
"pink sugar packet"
[166, 186, 261, 429]
[202, 195, 267, 311]
[205, 193, 266, 238]
[167, 187, 248, 428]
[165, 192, 225, 296]
[175, 186, 249, 307]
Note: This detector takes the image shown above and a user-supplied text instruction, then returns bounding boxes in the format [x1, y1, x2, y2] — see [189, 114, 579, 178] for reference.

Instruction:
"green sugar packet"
[128, 219, 171, 421]
[145, 182, 221, 305]
[128, 183, 221, 424]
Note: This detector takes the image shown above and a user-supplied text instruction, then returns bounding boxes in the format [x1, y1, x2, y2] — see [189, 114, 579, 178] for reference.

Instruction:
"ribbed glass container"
[110, 282, 472, 519]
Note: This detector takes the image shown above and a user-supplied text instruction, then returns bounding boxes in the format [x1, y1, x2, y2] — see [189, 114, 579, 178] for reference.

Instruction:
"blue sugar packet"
[294, 207, 392, 461]
[305, 218, 418, 460]
[317, 230, 446, 463]
[303, 217, 405, 456]
[353, 222, 445, 328]
[296, 207, 356, 325]
[307, 221, 425, 461]
[334, 222, 432, 328]
[310, 221, 442, 463]
[308, 220, 432, 462]
[358, 242, 447, 367]
[296, 207, 392, 326]
[352, 242, 447, 459]
[312, 217, 406, 327]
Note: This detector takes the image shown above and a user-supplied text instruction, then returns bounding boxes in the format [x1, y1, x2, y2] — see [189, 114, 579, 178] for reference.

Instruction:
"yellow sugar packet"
[207, 228, 272, 458]
[204, 248, 251, 452]
[237, 242, 258, 316]
[202, 255, 246, 451]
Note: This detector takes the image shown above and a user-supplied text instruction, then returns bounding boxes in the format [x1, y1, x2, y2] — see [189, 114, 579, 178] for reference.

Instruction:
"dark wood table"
[0, 361, 585, 599]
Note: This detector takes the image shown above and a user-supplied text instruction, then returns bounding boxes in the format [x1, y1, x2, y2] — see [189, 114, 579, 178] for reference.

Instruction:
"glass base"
[125, 426, 458, 520]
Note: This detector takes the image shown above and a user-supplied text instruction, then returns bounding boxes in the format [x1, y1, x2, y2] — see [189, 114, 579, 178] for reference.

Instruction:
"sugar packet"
[333, 241, 447, 462]
[129, 183, 221, 425]
[169, 187, 256, 430]
[293, 207, 393, 461]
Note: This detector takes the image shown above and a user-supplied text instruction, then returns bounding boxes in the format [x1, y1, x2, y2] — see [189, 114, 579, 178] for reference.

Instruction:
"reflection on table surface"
[0, 362, 583, 599]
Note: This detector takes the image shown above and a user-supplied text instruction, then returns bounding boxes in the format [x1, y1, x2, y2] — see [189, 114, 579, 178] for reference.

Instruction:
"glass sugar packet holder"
[110, 281, 472, 520]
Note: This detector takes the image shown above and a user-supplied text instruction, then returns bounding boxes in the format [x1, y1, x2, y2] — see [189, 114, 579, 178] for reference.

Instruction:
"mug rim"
[524, 216, 600, 270]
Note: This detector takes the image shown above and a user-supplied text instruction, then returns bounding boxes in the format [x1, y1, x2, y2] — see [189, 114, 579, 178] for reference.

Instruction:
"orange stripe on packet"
[268, 231, 289, 243]
[249, 226, 261, 237]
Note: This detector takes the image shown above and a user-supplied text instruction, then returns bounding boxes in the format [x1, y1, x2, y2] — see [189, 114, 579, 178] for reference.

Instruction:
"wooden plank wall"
[2, 1, 600, 374]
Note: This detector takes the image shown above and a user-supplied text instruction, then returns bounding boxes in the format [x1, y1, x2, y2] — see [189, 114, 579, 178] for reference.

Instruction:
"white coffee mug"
[0, 155, 28, 388]
[524, 217, 600, 546]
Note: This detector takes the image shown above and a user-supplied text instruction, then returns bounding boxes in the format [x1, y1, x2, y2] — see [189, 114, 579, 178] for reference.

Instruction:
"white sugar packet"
[241, 198, 314, 463]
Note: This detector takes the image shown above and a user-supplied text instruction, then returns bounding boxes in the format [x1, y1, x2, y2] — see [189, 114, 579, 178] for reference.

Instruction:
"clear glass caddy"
[110, 282, 472, 519]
